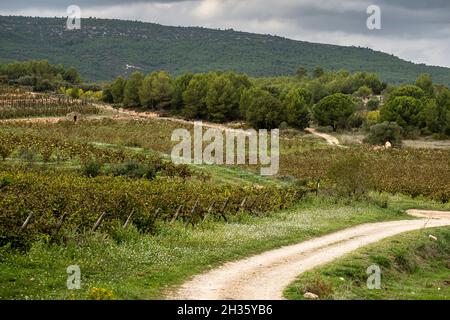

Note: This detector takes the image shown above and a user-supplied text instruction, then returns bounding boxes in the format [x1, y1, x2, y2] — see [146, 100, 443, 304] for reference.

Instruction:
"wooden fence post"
[20, 212, 34, 232]
[170, 205, 183, 224]
[52, 213, 67, 237]
[123, 210, 135, 229]
[148, 208, 163, 230]
[92, 212, 107, 232]
[247, 197, 257, 214]
[202, 201, 215, 223]
[219, 197, 229, 222]
[184, 199, 199, 229]
[237, 197, 247, 212]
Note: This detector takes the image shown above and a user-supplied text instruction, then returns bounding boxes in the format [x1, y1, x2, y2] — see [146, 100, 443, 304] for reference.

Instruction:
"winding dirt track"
[305, 127, 341, 146]
[171, 210, 450, 300]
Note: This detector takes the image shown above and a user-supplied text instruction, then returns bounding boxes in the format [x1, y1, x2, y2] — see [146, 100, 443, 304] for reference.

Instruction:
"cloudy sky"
[1, 0, 449, 67]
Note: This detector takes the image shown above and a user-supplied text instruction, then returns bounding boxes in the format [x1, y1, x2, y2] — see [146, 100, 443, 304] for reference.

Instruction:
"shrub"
[0, 145, 11, 160]
[160, 163, 192, 179]
[355, 85, 372, 99]
[279, 121, 289, 130]
[106, 160, 158, 179]
[365, 110, 380, 127]
[348, 113, 365, 129]
[34, 79, 54, 92]
[18, 148, 36, 162]
[316, 126, 334, 133]
[327, 155, 371, 198]
[366, 98, 380, 111]
[363, 121, 403, 147]
[81, 158, 102, 177]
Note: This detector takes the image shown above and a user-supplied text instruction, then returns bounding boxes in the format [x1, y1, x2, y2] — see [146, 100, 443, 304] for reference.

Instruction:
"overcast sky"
[1, 0, 449, 67]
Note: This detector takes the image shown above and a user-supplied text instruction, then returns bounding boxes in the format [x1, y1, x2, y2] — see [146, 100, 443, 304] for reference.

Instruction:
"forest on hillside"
[1, 15, 450, 85]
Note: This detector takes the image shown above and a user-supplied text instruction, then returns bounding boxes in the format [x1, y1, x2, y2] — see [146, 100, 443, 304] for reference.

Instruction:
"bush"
[327, 155, 371, 199]
[365, 110, 380, 127]
[106, 160, 158, 179]
[160, 163, 192, 179]
[34, 79, 54, 92]
[0, 145, 11, 160]
[363, 121, 403, 147]
[348, 113, 364, 129]
[366, 98, 380, 111]
[81, 158, 102, 177]
[316, 126, 334, 133]
[17, 148, 36, 162]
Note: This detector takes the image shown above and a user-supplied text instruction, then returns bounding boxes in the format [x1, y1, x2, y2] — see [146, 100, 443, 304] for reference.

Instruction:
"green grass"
[0, 195, 426, 300]
[284, 227, 450, 300]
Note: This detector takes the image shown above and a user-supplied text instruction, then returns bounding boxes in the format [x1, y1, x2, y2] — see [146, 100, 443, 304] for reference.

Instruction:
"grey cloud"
[0, 0, 194, 10]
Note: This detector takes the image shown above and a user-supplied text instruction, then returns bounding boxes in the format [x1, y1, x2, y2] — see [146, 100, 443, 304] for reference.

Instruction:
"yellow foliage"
[87, 287, 116, 300]
[366, 110, 380, 125]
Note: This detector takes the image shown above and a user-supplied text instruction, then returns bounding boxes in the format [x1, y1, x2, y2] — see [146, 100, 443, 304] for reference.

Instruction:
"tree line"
[1, 60, 448, 139]
[0, 60, 101, 93]
[102, 68, 389, 130]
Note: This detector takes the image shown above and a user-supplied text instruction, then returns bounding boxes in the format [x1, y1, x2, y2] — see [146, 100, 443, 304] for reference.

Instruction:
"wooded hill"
[1, 15, 450, 85]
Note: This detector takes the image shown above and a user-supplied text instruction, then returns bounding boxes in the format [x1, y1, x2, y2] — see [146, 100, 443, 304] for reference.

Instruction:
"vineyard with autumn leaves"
[0, 169, 305, 247]
[0, 87, 99, 119]
[279, 146, 450, 203]
[0, 85, 449, 250]
[0, 103, 307, 247]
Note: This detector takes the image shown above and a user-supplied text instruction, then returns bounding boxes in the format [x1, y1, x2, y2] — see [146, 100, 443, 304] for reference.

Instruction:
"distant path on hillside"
[170, 210, 450, 300]
[94, 103, 251, 135]
[0, 103, 248, 135]
[305, 128, 341, 146]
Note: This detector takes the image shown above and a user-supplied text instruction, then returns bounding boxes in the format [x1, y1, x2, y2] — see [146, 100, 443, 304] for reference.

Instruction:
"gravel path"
[171, 210, 450, 300]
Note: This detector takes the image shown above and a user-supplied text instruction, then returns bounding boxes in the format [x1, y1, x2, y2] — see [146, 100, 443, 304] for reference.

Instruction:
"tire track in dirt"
[170, 210, 450, 300]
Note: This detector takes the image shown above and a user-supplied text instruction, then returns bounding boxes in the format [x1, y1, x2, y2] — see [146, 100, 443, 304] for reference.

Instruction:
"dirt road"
[305, 128, 340, 146]
[171, 210, 450, 300]
[0, 103, 252, 135]
[96, 104, 251, 135]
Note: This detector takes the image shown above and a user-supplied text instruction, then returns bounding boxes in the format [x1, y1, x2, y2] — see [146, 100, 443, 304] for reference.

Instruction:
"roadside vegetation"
[284, 227, 450, 300]
[2, 194, 448, 300]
